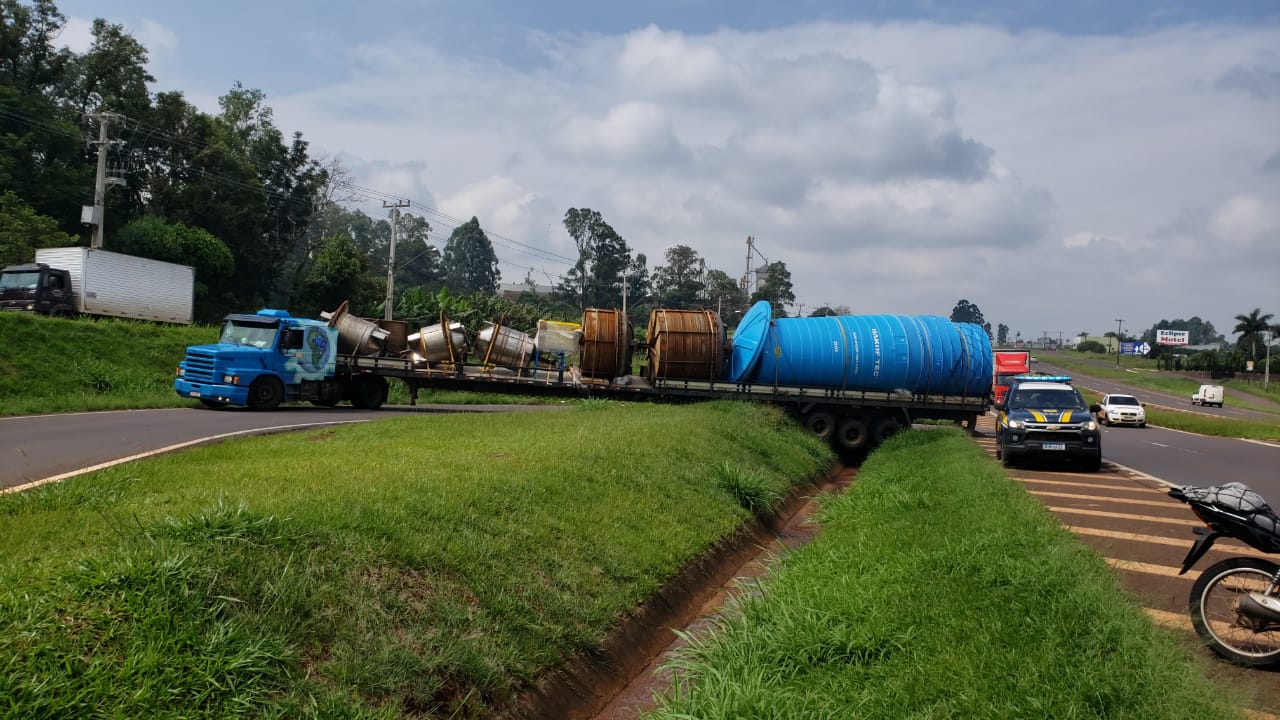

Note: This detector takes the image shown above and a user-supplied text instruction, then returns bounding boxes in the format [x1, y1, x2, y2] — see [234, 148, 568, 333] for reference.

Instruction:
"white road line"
[1045, 505, 1196, 526]
[2, 420, 370, 495]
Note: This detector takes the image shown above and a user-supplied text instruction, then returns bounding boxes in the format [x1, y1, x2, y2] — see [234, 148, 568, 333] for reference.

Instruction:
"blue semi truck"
[174, 301, 994, 453]
[174, 308, 389, 410]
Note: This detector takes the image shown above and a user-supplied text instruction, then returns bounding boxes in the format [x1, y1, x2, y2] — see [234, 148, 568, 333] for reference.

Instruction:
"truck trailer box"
[35, 247, 194, 324]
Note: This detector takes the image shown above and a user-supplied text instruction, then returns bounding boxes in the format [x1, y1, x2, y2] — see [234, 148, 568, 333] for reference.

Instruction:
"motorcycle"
[1169, 482, 1280, 667]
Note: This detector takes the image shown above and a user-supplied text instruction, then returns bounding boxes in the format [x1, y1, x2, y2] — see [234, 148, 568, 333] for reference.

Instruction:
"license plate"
[188, 391, 199, 397]
[1043, 442, 1066, 451]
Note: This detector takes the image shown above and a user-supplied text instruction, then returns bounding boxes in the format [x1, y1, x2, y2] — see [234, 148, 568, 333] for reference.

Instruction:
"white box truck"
[0, 247, 194, 324]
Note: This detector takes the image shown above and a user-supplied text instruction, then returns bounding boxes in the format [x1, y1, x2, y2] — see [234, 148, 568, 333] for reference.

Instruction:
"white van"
[1191, 384, 1224, 407]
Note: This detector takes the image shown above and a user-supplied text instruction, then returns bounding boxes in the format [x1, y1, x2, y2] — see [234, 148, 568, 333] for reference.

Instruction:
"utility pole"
[741, 235, 754, 297]
[621, 271, 629, 317]
[383, 200, 410, 320]
[85, 112, 124, 248]
[1266, 329, 1273, 391]
[1115, 318, 1124, 368]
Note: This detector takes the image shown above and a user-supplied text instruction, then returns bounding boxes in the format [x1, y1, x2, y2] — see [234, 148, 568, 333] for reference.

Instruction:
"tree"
[113, 215, 234, 320]
[704, 268, 746, 318]
[558, 208, 633, 310]
[750, 261, 795, 313]
[997, 323, 1009, 346]
[0, 0, 92, 234]
[291, 234, 369, 319]
[1233, 308, 1275, 362]
[949, 299, 986, 326]
[0, 190, 76, 266]
[64, 17, 153, 116]
[652, 245, 706, 309]
[441, 216, 499, 295]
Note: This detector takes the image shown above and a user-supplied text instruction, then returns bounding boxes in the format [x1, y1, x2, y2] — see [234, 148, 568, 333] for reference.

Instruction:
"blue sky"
[54, 0, 1280, 341]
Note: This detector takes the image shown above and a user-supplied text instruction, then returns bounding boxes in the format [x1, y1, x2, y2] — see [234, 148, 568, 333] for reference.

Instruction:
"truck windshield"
[0, 271, 40, 290]
[219, 321, 279, 349]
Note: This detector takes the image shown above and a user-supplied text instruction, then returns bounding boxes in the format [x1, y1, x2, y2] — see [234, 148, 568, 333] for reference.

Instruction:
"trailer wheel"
[871, 416, 904, 445]
[246, 377, 284, 410]
[349, 375, 388, 409]
[835, 418, 869, 450]
[803, 411, 836, 441]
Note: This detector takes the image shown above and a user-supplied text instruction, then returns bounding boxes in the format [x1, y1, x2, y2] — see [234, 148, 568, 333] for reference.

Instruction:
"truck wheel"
[349, 375, 388, 409]
[247, 377, 284, 411]
[870, 416, 904, 445]
[803, 411, 836, 441]
[834, 418, 868, 450]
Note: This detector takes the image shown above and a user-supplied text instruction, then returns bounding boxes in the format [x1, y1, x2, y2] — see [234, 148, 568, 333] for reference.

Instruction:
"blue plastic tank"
[729, 301, 992, 397]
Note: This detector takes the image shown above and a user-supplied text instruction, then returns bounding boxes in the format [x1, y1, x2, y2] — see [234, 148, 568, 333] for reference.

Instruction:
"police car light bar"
[1011, 374, 1072, 384]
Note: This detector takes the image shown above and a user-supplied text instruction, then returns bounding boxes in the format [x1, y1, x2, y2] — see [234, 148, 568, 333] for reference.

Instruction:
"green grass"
[644, 429, 1247, 720]
[0, 311, 218, 415]
[0, 401, 834, 718]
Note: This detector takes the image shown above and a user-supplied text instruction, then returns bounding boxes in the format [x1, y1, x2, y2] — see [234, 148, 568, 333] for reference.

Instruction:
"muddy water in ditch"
[585, 465, 856, 720]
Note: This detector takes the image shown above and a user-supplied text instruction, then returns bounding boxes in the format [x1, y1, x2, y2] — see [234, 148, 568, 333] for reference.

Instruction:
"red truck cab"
[992, 351, 1031, 404]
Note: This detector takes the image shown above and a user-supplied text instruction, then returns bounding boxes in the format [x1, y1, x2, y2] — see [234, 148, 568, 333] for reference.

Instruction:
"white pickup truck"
[1191, 384, 1224, 408]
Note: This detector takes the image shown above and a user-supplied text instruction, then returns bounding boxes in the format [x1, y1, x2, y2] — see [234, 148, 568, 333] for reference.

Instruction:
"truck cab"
[0, 262, 74, 316]
[992, 350, 1031, 404]
[995, 377, 1103, 472]
[175, 309, 387, 410]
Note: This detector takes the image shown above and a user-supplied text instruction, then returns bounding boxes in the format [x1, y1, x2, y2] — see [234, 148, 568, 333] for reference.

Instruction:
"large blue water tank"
[729, 301, 992, 396]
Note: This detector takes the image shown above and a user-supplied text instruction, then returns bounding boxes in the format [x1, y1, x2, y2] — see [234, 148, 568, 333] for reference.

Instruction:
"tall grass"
[645, 429, 1246, 720]
[0, 312, 217, 415]
[0, 401, 833, 718]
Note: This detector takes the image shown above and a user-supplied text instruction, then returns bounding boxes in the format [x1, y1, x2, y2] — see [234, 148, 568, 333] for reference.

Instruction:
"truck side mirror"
[281, 328, 303, 350]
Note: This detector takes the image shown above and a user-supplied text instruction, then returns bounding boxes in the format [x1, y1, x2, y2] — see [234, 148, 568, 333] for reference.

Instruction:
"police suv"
[995, 376, 1103, 472]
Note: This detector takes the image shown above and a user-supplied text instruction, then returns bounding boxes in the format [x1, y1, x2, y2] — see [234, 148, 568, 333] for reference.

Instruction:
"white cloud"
[105, 13, 1279, 337]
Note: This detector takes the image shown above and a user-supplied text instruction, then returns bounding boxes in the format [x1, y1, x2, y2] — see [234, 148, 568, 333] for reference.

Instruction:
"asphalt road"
[1033, 354, 1280, 423]
[0, 403, 565, 491]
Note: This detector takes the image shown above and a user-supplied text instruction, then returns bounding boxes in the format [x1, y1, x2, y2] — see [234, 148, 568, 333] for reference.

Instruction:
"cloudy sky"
[56, 0, 1279, 343]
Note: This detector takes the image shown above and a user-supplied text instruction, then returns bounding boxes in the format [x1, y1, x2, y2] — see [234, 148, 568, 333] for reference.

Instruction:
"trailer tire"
[803, 411, 836, 441]
[835, 418, 869, 450]
[349, 375, 388, 410]
[247, 376, 284, 411]
[871, 416, 904, 445]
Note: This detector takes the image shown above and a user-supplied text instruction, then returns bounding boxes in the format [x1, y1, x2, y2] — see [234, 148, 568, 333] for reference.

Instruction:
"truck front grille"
[184, 350, 217, 383]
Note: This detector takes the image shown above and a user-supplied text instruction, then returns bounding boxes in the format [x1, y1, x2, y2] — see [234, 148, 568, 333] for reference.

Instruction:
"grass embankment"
[645, 429, 1246, 720]
[0, 312, 550, 416]
[0, 401, 833, 718]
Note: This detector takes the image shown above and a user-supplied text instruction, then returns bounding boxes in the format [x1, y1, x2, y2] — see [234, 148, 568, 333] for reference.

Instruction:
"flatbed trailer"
[339, 354, 989, 451]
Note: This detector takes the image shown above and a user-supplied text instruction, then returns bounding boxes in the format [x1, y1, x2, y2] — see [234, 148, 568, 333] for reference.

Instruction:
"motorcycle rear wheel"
[1190, 556, 1280, 667]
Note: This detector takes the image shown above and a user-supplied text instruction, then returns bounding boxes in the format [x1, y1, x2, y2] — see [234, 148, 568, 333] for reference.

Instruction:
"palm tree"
[1232, 308, 1274, 361]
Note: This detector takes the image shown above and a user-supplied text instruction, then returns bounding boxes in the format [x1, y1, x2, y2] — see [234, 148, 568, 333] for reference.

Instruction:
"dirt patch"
[497, 464, 856, 720]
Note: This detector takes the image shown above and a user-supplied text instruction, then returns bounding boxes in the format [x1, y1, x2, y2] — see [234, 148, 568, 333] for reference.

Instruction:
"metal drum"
[580, 308, 632, 379]
[320, 300, 390, 356]
[477, 322, 535, 368]
[646, 309, 726, 382]
[408, 321, 469, 364]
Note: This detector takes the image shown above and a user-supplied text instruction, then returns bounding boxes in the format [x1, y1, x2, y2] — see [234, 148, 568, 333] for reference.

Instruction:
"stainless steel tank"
[320, 300, 390, 356]
[476, 322, 535, 368]
[407, 321, 469, 364]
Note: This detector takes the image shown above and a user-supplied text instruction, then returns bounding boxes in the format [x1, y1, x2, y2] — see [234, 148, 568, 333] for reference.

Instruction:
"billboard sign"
[1156, 329, 1190, 346]
[1121, 341, 1151, 356]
